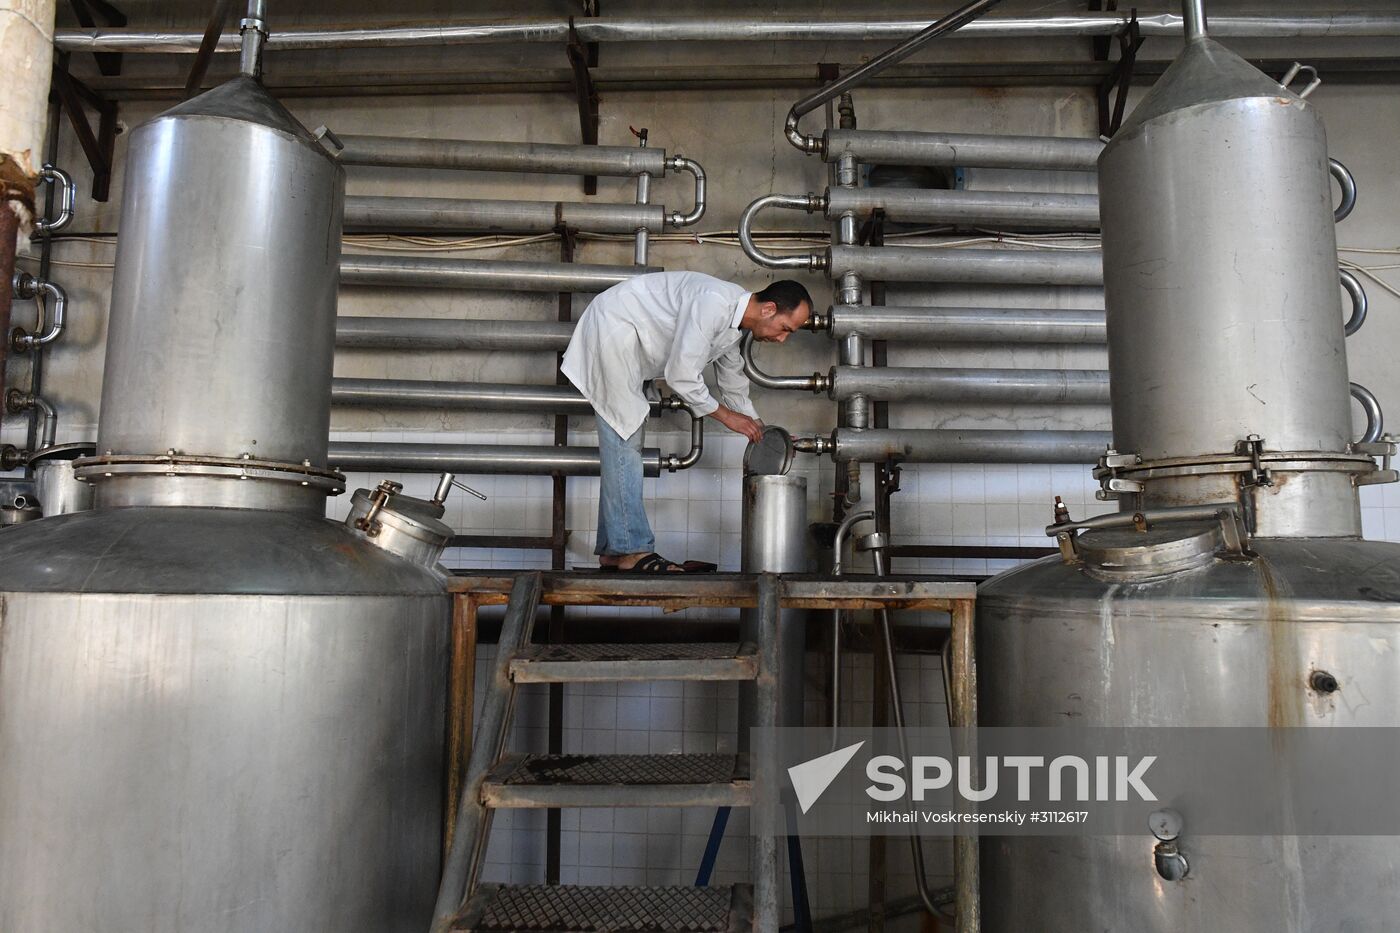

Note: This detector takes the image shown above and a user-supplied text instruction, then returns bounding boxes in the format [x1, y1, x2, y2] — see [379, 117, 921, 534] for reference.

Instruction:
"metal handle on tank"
[1329, 159, 1357, 222]
[1340, 269, 1367, 336]
[1351, 383, 1385, 446]
[1279, 62, 1322, 99]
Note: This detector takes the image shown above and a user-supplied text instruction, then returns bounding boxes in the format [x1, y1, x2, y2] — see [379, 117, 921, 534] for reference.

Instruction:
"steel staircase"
[430, 572, 785, 933]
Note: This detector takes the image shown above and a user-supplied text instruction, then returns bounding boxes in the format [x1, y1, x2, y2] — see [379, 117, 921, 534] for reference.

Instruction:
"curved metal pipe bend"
[35, 165, 76, 235]
[6, 390, 57, 451]
[664, 156, 706, 227]
[10, 273, 67, 350]
[740, 332, 829, 392]
[658, 399, 705, 471]
[1341, 269, 1367, 337]
[737, 194, 826, 271]
[1330, 158, 1357, 223]
[1351, 382, 1384, 445]
[783, 0, 1006, 155]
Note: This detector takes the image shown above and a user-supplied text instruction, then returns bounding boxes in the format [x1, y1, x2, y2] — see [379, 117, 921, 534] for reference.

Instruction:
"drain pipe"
[783, 0, 1005, 153]
[825, 519, 962, 925]
[827, 509, 874, 750]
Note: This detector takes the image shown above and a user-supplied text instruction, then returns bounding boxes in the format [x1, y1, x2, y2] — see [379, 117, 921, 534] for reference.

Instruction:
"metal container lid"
[28, 441, 96, 464]
[1076, 521, 1223, 582]
[346, 482, 454, 571]
[745, 425, 795, 476]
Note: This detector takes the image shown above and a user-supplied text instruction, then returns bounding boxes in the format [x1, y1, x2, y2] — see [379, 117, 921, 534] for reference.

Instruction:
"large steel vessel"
[0, 73, 451, 932]
[977, 3, 1400, 930]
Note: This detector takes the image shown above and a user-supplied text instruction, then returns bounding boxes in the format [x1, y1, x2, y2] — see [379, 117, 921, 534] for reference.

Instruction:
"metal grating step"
[482, 753, 751, 809]
[454, 883, 752, 933]
[509, 642, 758, 683]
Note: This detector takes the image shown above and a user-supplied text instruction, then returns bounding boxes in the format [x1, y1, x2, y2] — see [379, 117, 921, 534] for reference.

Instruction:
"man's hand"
[710, 406, 765, 443]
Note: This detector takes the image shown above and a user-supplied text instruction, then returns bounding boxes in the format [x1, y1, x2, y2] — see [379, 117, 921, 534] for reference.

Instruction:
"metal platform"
[483, 753, 750, 808]
[447, 570, 976, 611]
[454, 883, 752, 933]
[509, 642, 758, 683]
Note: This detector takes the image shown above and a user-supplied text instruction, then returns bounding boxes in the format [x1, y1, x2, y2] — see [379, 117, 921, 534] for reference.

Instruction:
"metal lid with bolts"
[1049, 497, 1251, 583]
[344, 472, 484, 570]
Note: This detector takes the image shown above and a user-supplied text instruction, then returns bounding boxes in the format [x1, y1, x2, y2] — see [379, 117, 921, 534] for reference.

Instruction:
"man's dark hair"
[755, 280, 813, 314]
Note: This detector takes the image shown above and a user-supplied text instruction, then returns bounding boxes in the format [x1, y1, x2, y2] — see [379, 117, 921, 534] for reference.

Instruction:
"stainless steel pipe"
[738, 193, 824, 271]
[784, 0, 1005, 152]
[328, 441, 663, 477]
[342, 196, 666, 234]
[831, 428, 1111, 463]
[9, 273, 67, 350]
[330, 378, 698, 425]
[339, 255, 657, 292]
[828, 245, 1103, 286]
[824, 187, 1100, 231]
[53, 14, 1400, 53]
[829, 366, 1110, 404]
[335, 317, 574, 351]
[1183, 0, 1208, 40]
[823, 129, 1103, 170]
[825, 304, 1106, 344]
[331, 379, 595, 414]
[327, 133, 668, 177]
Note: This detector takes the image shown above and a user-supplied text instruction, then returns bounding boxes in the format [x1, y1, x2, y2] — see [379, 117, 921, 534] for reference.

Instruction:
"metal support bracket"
[565, 17, 601, 196]
[1096, 7, 1144, 138]
[49, 65, 119, 202]
[68, 0, 128, 77]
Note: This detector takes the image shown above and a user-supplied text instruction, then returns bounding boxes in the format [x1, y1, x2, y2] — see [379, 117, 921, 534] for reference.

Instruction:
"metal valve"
[1149, 808, 1189, 882]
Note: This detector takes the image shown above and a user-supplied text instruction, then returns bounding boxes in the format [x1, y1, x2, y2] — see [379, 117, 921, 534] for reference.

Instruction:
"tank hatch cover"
[1076, 521, 1222, 582]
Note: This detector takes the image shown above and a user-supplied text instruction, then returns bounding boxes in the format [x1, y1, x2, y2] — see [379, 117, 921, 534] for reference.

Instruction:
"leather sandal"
[681, 560, 718, 573]
[623, 553, 687, 574]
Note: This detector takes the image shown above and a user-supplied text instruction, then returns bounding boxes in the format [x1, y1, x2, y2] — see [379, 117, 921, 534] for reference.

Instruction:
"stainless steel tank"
[0, 74, 451, 933]
[977, 4, 1400, 930]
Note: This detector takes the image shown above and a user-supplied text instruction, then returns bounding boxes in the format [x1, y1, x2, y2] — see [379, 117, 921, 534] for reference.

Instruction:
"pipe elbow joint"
[783, 112, 825, 155]
[665, 156, 706, 227]
[738, 194, 825, 271]
[10, 274, 67, 350]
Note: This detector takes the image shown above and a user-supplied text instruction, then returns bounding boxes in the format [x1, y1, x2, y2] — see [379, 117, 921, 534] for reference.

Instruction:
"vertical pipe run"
[836, 152, 868, 431]
[634, 131, 651, 265]
[1183, 0, 1208, 41]
[239, 0, 267, 77]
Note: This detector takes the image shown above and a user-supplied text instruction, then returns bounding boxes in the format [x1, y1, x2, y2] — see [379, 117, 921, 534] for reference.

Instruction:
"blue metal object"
[694, 807, 731, 886]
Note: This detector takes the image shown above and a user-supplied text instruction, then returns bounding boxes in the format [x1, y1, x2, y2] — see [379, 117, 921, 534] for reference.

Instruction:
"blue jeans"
[595, 417, 655, 556]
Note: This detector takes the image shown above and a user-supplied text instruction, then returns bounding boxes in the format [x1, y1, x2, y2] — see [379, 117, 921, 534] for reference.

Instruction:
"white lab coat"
[562, 271, 761, 438]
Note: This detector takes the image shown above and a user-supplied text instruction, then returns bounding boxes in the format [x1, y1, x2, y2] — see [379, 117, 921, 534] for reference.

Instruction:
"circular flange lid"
[744, 425, 795, 476]
[1076, 521, 1222, 582]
